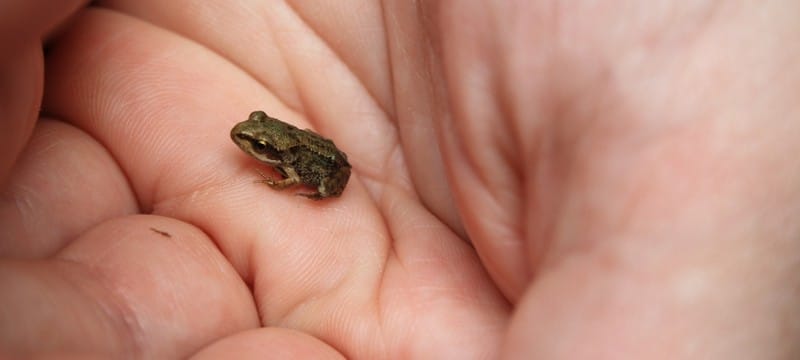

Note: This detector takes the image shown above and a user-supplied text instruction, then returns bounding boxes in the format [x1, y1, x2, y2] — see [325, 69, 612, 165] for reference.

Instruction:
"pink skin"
[1, 1, 799, 358]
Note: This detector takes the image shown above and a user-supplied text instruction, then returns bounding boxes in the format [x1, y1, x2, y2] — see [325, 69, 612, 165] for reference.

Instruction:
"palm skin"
[2, 1, 799, 359]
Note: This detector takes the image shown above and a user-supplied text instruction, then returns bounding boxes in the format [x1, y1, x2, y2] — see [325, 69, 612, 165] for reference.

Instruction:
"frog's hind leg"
[295, 191, 325, 200]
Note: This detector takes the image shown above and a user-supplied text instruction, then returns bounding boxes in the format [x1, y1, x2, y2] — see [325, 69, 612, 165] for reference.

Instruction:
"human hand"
[2, 1, 799, 359]
[2, 1, 506, 358]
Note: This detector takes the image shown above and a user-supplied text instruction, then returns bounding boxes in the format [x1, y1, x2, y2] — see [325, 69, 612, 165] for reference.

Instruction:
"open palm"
[2, 1, 507, 358]
[3, 1, 800, 359]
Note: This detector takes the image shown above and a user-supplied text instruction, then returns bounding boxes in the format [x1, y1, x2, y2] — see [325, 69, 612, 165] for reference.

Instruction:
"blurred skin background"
[1, 1, 799, 359]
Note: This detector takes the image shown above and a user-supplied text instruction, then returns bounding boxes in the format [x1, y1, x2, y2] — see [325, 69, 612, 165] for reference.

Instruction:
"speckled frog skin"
[230, 111, 351, 200]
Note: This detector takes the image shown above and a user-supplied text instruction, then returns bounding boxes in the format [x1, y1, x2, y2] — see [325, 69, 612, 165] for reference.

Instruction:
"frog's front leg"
[255, 168, 300, 190]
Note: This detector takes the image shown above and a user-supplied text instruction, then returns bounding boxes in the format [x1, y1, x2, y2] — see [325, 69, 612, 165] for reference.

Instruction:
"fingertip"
[191, 328, 346, 360]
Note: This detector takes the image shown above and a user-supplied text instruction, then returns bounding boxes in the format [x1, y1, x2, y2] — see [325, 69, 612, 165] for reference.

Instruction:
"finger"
[102, 0, 395, 117]
[0, 119, 137, 258]
[0, 215, 258, 358]
[0, 0, 84, 54]
[0, 43, 42, 185]
[191, 328, 344, 360]
[0, 0, 84, 183]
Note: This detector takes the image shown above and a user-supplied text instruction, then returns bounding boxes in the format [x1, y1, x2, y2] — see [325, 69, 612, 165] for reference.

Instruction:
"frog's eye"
[253, 141, 269, 153]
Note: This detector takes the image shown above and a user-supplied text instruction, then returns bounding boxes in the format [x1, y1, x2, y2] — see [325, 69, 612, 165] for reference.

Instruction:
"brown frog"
[230, 111, 351, 200]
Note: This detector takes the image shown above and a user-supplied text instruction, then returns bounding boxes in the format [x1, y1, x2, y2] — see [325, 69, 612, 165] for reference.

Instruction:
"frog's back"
[290, 146, 351, 189]
[295, 130, 350, 166]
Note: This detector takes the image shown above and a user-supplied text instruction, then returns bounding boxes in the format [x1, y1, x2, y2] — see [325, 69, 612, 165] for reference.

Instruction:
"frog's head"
[230, 111, 298, 165]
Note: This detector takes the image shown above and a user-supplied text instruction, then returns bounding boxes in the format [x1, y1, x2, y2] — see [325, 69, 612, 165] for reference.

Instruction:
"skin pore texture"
[1, 1, 799, 359]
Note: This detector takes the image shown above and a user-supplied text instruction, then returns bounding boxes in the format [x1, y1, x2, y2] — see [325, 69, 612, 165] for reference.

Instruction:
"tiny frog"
[230, 111, 351, 200]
